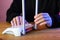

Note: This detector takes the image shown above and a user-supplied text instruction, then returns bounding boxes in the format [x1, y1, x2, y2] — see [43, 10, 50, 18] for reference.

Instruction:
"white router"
[2, 0, 38, 36]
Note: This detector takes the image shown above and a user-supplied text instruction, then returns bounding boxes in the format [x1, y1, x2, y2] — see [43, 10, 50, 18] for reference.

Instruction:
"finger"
[34, 15, 43, 22]
[34, 13, 49, 19]
[39, 21, 47, 26]
[34, 13, 42, 19]
[34, 15, 50, 22]
[13, 18, 17, 26]
[15, 16, 20, 26]
[42, 13, 50, 18]
[44, 17, 51, 21]
[35, 18, 45, 24]
[11, 20, 14, 26]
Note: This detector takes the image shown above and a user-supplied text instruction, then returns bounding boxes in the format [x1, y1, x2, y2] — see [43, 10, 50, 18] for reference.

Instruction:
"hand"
[10, 16, 33, 28]
[34, 13, 52, 27]
[11, 16, 28, 27]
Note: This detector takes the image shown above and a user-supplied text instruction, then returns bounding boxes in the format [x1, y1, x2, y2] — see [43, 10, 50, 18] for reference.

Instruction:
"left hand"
[34, 13, 52, 27]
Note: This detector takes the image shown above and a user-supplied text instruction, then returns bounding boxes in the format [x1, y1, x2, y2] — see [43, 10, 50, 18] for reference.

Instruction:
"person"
[6, 0, 60, 29]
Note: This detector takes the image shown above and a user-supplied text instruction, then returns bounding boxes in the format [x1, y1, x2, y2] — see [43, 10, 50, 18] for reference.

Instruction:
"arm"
[55, 0, 60, 27]
[58, 0, 60, 12]
[50, 0, 60, 28]
[6, 0, 22, 23]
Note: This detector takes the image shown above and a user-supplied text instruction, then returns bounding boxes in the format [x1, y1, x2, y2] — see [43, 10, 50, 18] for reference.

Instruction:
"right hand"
[34, 13, 52, 27]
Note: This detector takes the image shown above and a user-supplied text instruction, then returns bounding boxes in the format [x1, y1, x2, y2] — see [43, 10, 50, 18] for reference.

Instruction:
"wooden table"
[0, 22, 60, 40]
